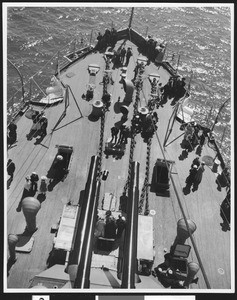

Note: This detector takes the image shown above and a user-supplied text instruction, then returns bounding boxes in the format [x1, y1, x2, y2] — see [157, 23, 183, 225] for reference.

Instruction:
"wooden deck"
[6, 40, 231, 291]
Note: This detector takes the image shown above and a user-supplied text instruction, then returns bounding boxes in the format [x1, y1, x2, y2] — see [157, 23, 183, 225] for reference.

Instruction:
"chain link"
[122, 64, 145, 196]
[139, 137, 152, 214]
[96, 57, 110, 181]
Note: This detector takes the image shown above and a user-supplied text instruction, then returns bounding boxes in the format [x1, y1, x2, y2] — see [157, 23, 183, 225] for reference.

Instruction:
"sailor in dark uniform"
[110, 126, 119, 144]
[8, 122, 17, 145]
[120, 47, 126, 65]
[39, 115, 48, 137]
[125, 47, 133, 66]
[7, 159, 15, 181]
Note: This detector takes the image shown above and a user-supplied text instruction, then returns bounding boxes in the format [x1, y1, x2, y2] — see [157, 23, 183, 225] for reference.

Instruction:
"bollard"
[22, 197, 41, 233]
[184, 262, 200, 288]
[8, 234, 19, 262]
[172, 218, 197, 249]
[91, 100, 103, 117]
[138, 107, 149, 122]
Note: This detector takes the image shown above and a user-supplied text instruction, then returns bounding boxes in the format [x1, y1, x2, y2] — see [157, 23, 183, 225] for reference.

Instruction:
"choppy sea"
[6, 4, 232, 167]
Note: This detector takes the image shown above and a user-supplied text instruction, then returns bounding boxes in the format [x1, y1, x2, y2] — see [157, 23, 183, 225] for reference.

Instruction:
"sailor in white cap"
[30, 172, 39, 182]
[54, 154, 66, 180]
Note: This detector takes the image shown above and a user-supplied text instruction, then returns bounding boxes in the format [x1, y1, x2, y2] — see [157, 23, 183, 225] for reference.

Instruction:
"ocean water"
[6, 5, 232, 167]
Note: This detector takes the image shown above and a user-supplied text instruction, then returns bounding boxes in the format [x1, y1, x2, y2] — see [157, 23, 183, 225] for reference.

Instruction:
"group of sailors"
[16, 172, 48, 212]
[180, 122, 210, 157]
[153, 252, 199, 289]
[108, 108, 159, 149]
[110, 124, 130, 145]
[8, 110, 48, 146]
[146, 75, 187, 112]
[26, 110, 48, 141]
[109, 46, 133, 68]
[95, 211, 126, 241]
[180, 122, 231, 229]
[143, 35, 166, 61]
[95, 28, 118, 51]
[12, 153, 68, 213]
[183, 157, 206, 193]
[132, 110, 158, 140]
[162, 76, 187, 105]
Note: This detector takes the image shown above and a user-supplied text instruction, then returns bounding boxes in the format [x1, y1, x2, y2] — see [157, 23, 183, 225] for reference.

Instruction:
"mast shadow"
[102, 267, 121, 288]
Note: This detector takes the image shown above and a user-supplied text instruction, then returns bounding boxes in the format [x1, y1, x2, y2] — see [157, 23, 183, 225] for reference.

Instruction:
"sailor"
[220, 190, 230, 230]
[199, 130, 206, 147]
[184, 123, 194, 141]
[118, 125, 129, 144]
[16, 175, 32, 212]
[103, 28, 111, 47]
[185, 165, 198, 186]
[116, 215, 126, 238]
[30, 172, 39, 183]
[192, 162, 205, 191]
[181, 77, 186, 88]
[152, 111, 159, 124]
[110, 126, 119, 144]
[7, 159, 15, 181]
[54, 155, 66, 180]
[191, 156, 201, 168]
[160, 83, 170, 104]
[110, 27, 117, 47]
[39, 176, 48, 195]
[94, 217, 106, 237]
[8, 122, 17, 145]
[102, 92, 111, 111]
[157, 83, 163, 106]
[29, 172, 39, 196]
[95, 32, 103, 50]
[39, 115, 48, 137]
[132, 114, 142, 133]
[120, 46, 126, 65]
[216, 167, 230, 191]
[104, 215, 117, 239]
[125, 47, 133, 66]
[178, 78, 187, 98]
[32, 111, 40, 125]
[133, 63, 140, 81]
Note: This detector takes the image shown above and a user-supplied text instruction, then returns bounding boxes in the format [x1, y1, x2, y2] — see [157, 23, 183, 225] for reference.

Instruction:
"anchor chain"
[96, 57, 110, 181]
[96, 105, 106, 180]
[122, 64, 145, 196]
[139, 137, 152, 215]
